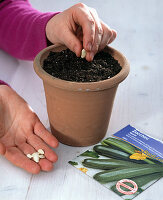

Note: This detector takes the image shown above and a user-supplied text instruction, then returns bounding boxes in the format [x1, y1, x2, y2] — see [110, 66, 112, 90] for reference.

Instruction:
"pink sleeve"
[0, 80, 9, 87]
[0, 0, 60, 60]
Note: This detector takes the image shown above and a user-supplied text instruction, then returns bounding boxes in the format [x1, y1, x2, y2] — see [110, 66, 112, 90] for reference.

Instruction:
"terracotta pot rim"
[34, 45, 130, 92]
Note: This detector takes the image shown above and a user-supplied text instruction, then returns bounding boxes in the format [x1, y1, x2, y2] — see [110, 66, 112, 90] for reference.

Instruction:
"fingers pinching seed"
[89, 8, 103, 57]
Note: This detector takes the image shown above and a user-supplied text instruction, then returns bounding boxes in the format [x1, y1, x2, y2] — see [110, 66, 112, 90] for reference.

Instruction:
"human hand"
[0, 85, 58, 174]
[46, 3, 117, 61]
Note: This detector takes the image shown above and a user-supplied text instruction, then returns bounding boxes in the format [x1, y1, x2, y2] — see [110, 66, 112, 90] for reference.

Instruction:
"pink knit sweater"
[0, 0, 59, 85]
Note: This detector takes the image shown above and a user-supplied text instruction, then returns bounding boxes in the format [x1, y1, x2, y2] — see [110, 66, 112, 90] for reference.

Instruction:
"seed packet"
[68, 125, 163, 200]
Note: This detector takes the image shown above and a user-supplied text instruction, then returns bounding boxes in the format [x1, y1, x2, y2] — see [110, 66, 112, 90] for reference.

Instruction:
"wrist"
[45, 12, 61, 46]
[45, 19, 53, 46]
[45, 17, 53, 45]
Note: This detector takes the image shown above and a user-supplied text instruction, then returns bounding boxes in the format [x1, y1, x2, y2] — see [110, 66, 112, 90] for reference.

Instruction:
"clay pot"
[33, 45, 129, 147]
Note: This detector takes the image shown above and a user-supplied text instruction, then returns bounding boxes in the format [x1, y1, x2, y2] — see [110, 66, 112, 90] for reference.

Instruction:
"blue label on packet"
[113, 125, 163, 163]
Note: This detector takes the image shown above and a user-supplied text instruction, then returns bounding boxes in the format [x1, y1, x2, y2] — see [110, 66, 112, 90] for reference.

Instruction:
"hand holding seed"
[27, 149, 45, 163]
[46, 3, 117, 62]
[0, 85, 59, 174]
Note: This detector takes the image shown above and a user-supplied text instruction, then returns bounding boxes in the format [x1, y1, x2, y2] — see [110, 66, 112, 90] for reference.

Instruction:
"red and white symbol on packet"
[116, 179, 138, 195]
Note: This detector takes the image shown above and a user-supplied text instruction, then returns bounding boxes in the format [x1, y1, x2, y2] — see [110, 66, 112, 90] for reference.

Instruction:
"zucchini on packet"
[69, 125, 163, 200]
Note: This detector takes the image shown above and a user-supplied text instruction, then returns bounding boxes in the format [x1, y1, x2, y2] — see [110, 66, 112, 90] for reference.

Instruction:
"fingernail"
[90, 52, 94, 61]
[74, 45, 79, 57]
[112, 29, 117, 36]
[87, 42, 92, 51]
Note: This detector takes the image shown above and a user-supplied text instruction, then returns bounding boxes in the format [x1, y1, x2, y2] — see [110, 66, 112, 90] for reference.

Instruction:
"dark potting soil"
[43, 49, 122, 82]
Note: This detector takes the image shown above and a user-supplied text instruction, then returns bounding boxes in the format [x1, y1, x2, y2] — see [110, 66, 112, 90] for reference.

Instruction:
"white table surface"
[0, 0, 163, 200]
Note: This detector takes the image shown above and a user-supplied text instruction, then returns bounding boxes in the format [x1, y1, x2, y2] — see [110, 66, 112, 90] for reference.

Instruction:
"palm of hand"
[0, 86, 58, 174]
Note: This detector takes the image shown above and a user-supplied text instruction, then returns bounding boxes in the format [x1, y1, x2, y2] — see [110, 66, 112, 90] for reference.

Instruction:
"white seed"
[32, 152, 39, 158]
[27, 150, 45, 162]
[27, 154, 32, 159]
[39, 155, 45, 159]
[81, 49, 86, 58]
[33, 157, 39, 163]
[32, 153, 40, 163]
[32, 152, 38, 157]
[38, 149, 44, 155]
